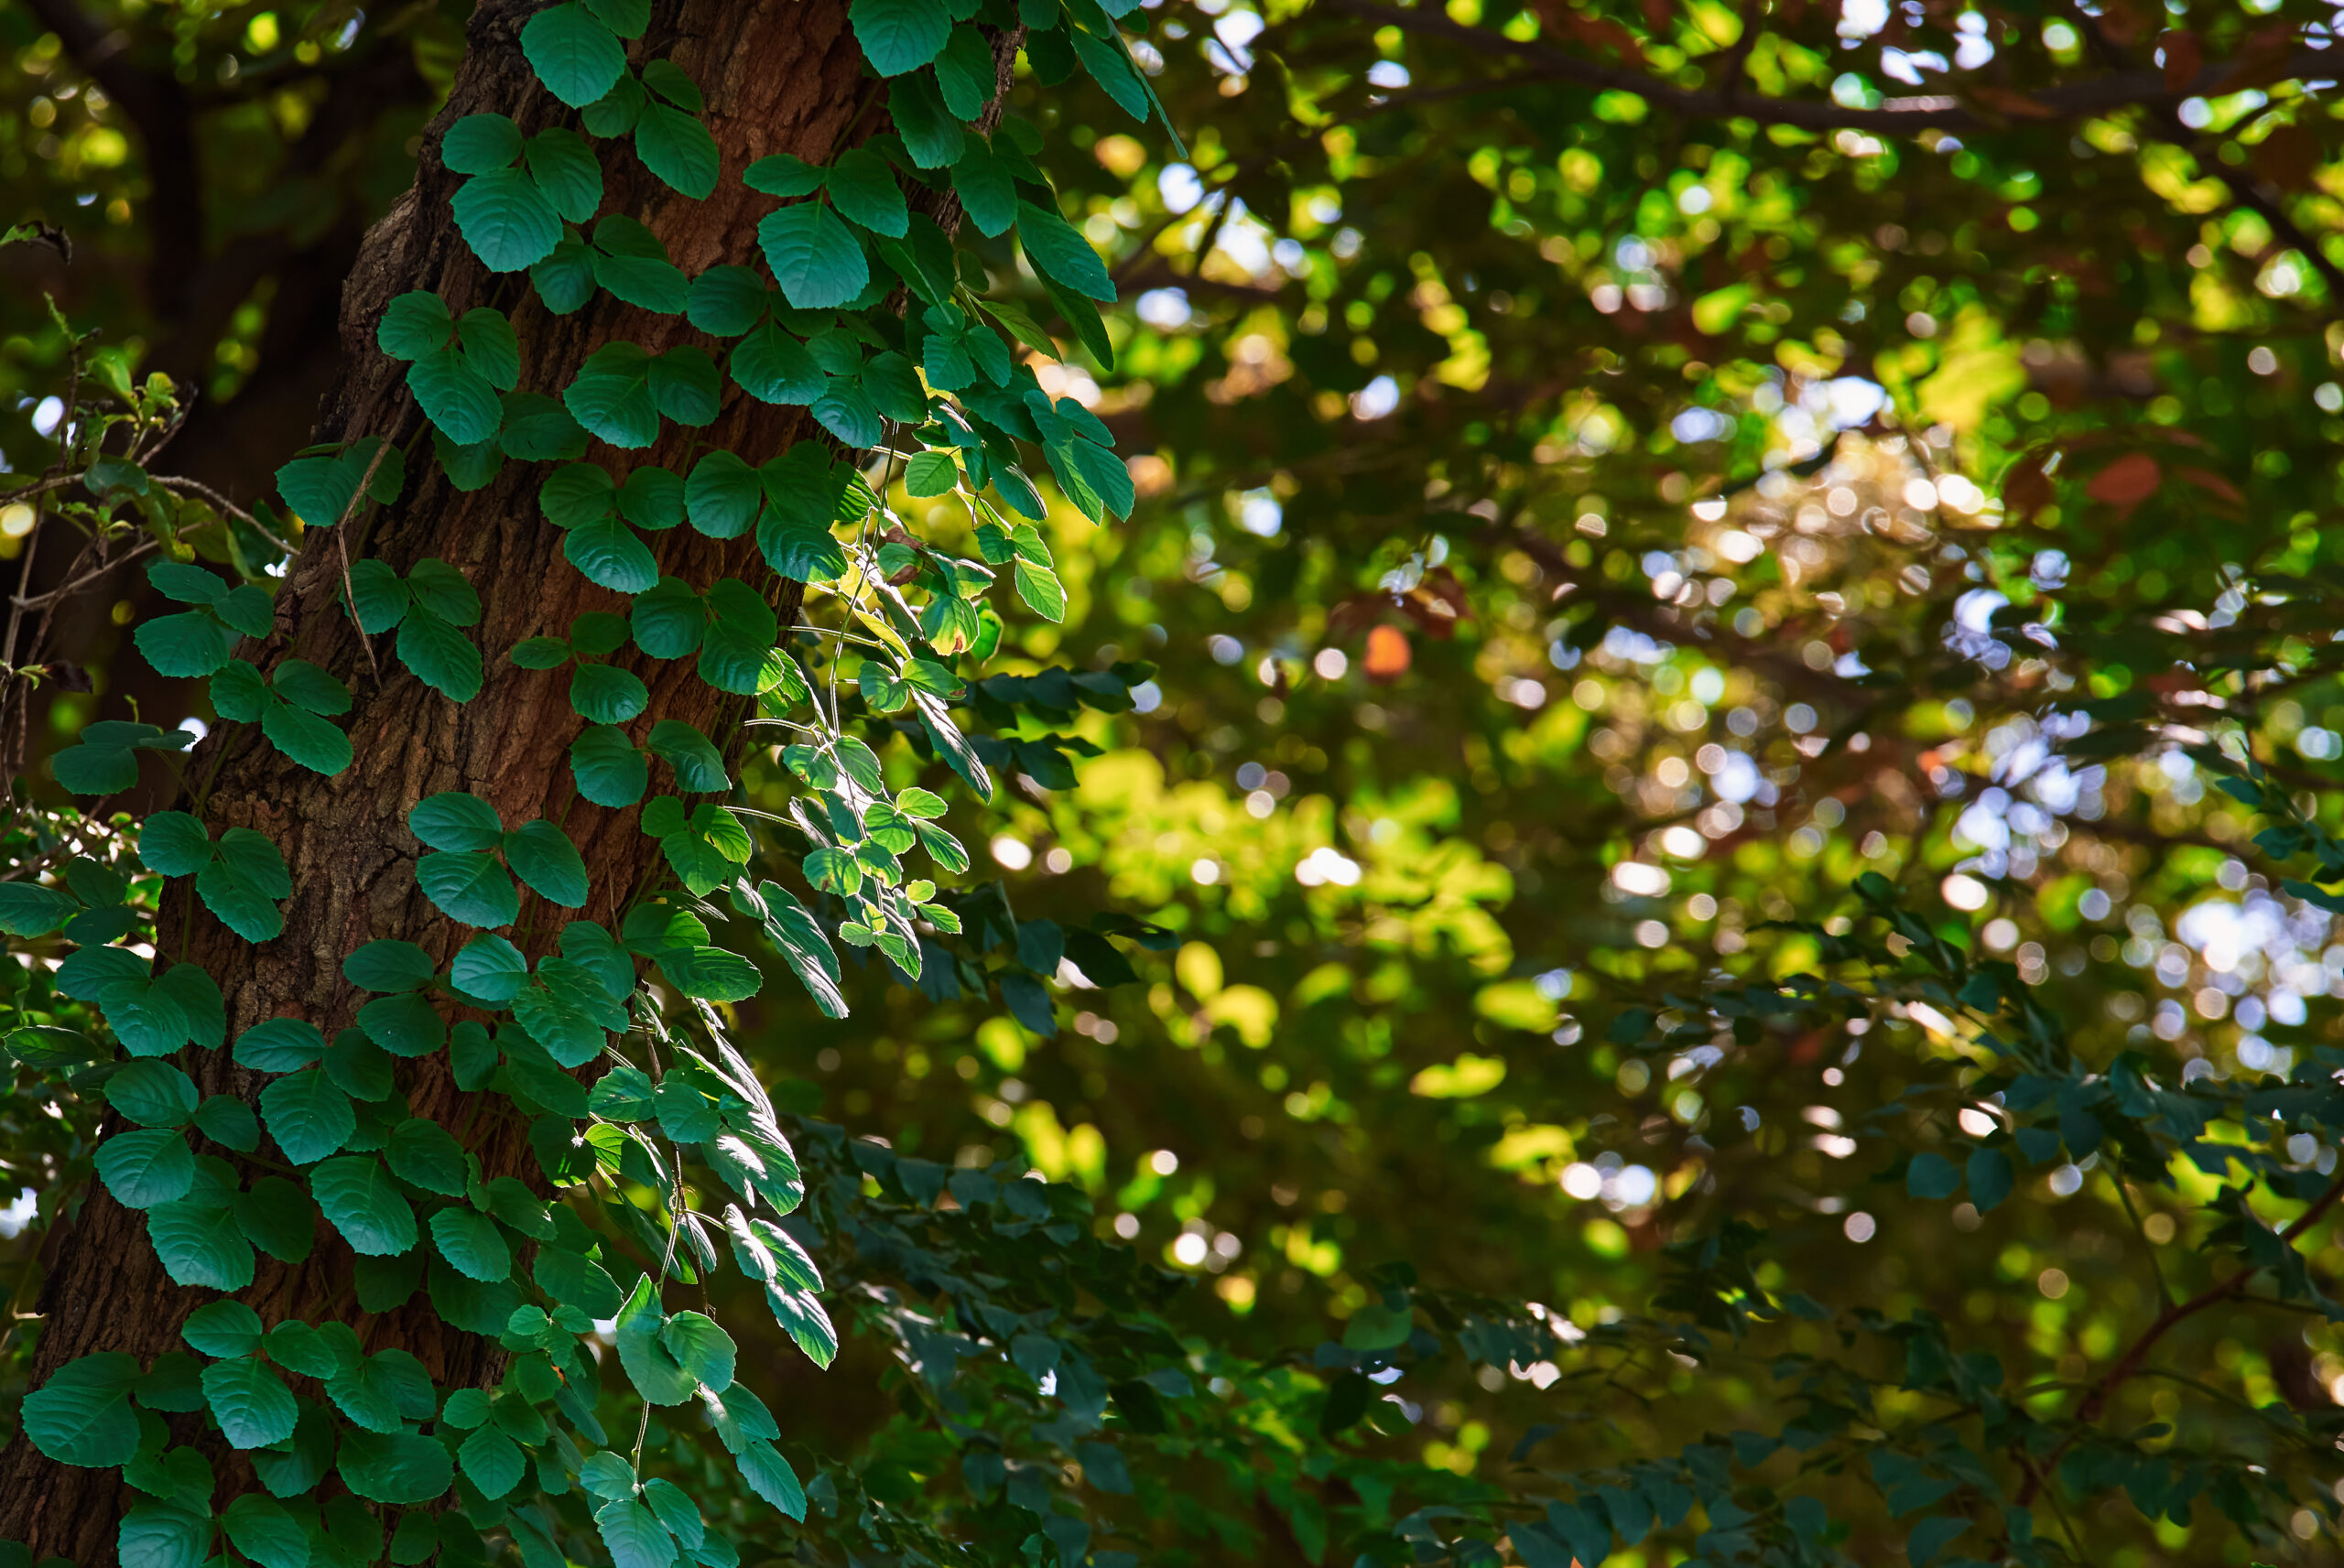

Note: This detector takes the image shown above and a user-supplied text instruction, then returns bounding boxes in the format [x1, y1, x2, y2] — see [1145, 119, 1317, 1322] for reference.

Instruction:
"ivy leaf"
[134, 611, 233, 678]
[104, 1060, 198, 1128]
[231, 1177, 317, 1264]
[614, 1274, 699, 1404]
[589, 216, 689, 313]
[431, 1206, 514, 1284]
[344, 938, 437, 992]
[505, 819, 591, 908]
[931, 24, 995, 118]
[140, 811, 214, 877]
[566, 342, 662, 449]
[147, 1199, 256, 1291]
[646, 720, 730, 793]
[201, 1356, 299, 1449]
[258, 699, 353, 779]
[758, 204, 868, 311]
[732, 881, 848, 1019]
[418, 850, 523, 928]
[763, 1282, 839, 1368]
[357, 990, 447, 1058]
[526, 127, 604, 221]
[905, 450, 960, 497]
[181, 1300, 265, 1357]
[568, 515, 660, 594]
[407, 347, 503, 447]
[731, 324, 825, 406]
[595, 1499, 678, 1568]
[386, 1118, 469, 1195]
[1016, 200, 1116, 301]
[450, 933, 529, 1004]
[512, 968, 621, 1067]
[221, 1495, 309, 1568]
[635, 102, 719, 200]
[570, 661, 651, 723]
[337, 1427, 454, 1506]
[20, 1353, 143, 1467]
[460, 1422, 527, 1498]
[311, 1155, 419, 1256]
[452, 168, 562, 271]
[827, 148, 909, 238]
[96, 1129, 197, 1208]
[410, 792, 505, 852]
[572, 726, 650, 806]
[398, 610, 485, 701]
[520, 2, 627, 107]
[661, 1311, 737, 1392]
[260, 1069, 356, 1165]
[852, 0, 953, 75]
[117, 1498, 210, 1568]
[738, 1439, 808, 1519]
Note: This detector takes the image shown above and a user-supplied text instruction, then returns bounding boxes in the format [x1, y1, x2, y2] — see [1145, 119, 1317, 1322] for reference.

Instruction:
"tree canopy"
[5, 0, 2344, 1564]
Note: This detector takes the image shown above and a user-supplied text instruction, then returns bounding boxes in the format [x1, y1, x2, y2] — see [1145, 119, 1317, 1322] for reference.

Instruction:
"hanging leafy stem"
[5, 6, 1177, 1567]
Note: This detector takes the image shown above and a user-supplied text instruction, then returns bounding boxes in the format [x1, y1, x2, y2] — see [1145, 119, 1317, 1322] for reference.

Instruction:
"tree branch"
[1324, 0, 2341, 136]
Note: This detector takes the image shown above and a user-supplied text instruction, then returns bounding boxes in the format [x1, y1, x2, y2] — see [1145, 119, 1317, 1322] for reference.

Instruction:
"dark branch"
[1324, 0, 2342, 136]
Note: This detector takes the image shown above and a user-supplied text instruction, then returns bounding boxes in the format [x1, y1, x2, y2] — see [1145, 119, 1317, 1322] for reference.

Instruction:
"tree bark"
[0, 0, 906, 1554]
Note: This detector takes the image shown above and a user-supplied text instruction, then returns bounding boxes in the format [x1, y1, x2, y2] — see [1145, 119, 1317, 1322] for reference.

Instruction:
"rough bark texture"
[0, 0, 923, 1553]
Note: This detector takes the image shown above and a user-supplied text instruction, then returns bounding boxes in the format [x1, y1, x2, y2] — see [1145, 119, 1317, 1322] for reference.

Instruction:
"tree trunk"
[0, 0, 914, 1554]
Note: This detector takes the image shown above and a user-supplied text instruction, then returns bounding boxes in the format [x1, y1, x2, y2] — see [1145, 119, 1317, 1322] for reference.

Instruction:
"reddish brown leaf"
[2086, 452, 2163, 507]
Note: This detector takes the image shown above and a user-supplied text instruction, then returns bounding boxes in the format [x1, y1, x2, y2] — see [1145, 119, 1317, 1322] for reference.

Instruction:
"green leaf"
[141, 811, 213, 876]
[852, 0, 953, 75]
[117, 1498, 210, 1568]
[410, 792, 504, 852]
[453, 168, 562, 271]
[397, 610, 485, 701]
[311, 1156, 419, 1256]
[460, 1422, 527, 1499]
[147, 1198, 256, 1290]
[733, 881, 848, 1019]
[431, 1206, 514, 1284]
[338, 1427, 454, 1506]
[567, 515, 660, 593]
[418, 850, 522, 928]
[444, 113, 524, 172]
[647, 719, 730, 792]
[763, 1282, 839, 1367]
[192, 1094, 260, 1152]
[738, 1440, 808, 1519]
[827, 147, 909, 237]
[222, 1495, 309, 1568]
[1016, 200, 1116, 301]
[661, 1311, 737, 1391]
[202, 1356, 298, 1449]
[232, 1178, 316, 1264]
[906, 449, 960, 497]
[345, 938, 437, 992]
[595, 1499, 678, 1568]
[732, 324, 824, 406]
[135, 611, 234, 678]
[97, 1129, 196, 1208]
[572, 725, 650, 806]
[22, 1352, 143, 1467]
[526, 127, 605, 221]
[0, 884, 79, 940]
[635, 102, 719, 200]
[1968, 1146, 2015, 1213]
[450, 933, 529, 1004]
[521, 2, 627, 107]
[758, 204, 869, 311]
[407, 348, 503, 447]
[1014, 557, 1068, 622]
[743, 154, 826, 197]
[105, 1060, 199, 1128]
[569, 661, 651, 723]
[1906, 1151, 1961, 1200]
[258, 699, 352, 779]
[181, 1300, 265, 1358]
[647, 348, 721, 426]
[260, 1069, 356, 1165]
[505, 819, 591, 907]
[614, 1274, 699, 1403]
[357, 991, 447, 1058]
[386, 1118, 469, 1195]
[886, 70, 963, 168]
[590, 216, 689, 312]
[377, 290, 455, 359]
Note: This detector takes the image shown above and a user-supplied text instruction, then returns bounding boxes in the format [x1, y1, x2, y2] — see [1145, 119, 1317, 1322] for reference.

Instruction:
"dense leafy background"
[10, 0, 2344, 1563]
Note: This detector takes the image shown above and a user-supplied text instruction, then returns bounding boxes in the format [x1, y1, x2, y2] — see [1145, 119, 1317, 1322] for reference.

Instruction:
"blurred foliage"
[14, 0, 2344, 1562]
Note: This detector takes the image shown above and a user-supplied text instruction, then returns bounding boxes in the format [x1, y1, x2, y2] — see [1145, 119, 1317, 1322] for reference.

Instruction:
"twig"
[329, 435, 399, 685]
[150, 476, 295, 556]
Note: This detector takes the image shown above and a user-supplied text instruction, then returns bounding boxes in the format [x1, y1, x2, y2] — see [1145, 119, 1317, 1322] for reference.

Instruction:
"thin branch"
[1324, 0, 2342, 135]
